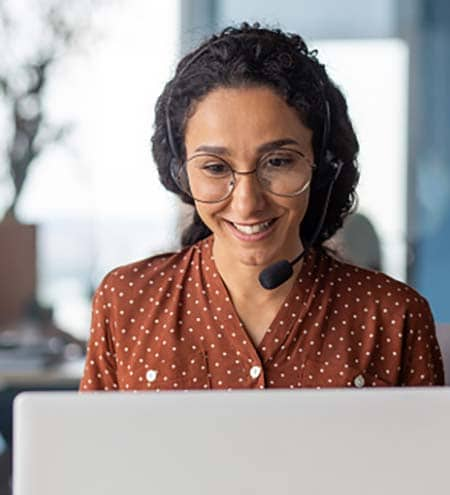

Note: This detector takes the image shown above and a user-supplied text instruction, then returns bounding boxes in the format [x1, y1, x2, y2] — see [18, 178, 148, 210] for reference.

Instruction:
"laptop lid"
[13, 388, 450, 495]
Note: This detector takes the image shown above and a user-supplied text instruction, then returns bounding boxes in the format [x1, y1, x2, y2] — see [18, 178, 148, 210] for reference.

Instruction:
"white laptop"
[13, 388, 450, 495]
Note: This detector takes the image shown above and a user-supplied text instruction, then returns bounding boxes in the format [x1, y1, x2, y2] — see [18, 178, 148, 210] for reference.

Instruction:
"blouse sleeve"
[399, 297, 445, 386]
[79, 276, 119, 391]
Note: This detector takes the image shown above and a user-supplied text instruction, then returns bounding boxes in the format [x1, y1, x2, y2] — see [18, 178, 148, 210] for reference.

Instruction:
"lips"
[225, 218, 278, 241]
[232, 220, 273, 234]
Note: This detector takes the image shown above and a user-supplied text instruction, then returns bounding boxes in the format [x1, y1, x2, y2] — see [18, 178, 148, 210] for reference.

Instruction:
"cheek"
[194, 202, 220, 228]
[286, 192, 311, 223]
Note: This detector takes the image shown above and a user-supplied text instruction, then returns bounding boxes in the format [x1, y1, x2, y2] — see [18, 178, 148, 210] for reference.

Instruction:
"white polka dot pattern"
[79, 237, 444, 392]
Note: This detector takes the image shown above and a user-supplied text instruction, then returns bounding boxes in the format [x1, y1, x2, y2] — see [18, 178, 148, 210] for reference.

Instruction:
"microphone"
[258, 251, 306, 290]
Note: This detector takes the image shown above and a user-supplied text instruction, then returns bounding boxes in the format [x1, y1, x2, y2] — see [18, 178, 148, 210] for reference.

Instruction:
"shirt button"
[249, 366, 262, 379]
[146, 369, 158, 382]
[353, 374, 365, 388]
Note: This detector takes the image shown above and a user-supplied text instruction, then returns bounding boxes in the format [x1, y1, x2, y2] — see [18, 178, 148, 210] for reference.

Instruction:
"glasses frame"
[175, 148, 316, 204]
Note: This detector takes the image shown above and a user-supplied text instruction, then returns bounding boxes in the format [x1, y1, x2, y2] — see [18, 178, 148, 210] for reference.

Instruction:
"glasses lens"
[185, 154, 233, 202]
[181, 150, 313, 202]
[257, 150, 312, 196]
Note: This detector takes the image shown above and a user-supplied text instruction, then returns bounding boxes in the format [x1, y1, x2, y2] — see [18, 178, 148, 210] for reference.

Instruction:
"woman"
[80, 23, 444, 391]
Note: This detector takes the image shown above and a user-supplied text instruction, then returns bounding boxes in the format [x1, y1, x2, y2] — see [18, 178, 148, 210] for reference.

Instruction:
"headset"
[164, 33, 343, 290]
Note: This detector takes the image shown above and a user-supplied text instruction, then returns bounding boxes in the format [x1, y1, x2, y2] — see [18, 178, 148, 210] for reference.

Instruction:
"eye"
[264, 152, 296, 168]
[201, 162, 230, 177]
[188, 154, 232, 179]
[267, 156, 293, 167]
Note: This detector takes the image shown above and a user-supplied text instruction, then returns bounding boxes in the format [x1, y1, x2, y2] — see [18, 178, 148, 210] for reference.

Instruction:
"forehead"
[184, 86, 313, 156]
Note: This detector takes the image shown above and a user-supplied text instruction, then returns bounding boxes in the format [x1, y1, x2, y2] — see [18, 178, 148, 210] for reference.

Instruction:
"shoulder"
[96, 238, 210, 297]
[316, 250, 431, 313]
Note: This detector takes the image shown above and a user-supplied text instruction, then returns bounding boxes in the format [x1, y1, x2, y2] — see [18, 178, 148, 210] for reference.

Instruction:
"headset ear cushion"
[170, 158, 182, 187]
[312, 152, 342, 191]
[169, 159, 193, 202]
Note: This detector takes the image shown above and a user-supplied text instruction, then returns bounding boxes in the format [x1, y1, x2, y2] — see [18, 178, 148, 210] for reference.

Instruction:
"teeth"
[233, 221, 272, 234]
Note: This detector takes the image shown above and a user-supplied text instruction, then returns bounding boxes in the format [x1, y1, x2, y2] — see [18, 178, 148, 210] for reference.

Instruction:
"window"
[314, 39, 409, 280]
[15, 1, 180, 338]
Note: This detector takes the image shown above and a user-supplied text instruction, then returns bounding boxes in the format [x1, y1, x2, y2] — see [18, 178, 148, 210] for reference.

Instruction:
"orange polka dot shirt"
[80, 236, 444, 391]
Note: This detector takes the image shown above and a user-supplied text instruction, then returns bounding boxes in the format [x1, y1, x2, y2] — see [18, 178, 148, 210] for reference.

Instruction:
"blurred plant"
[0, 0, 109, 220]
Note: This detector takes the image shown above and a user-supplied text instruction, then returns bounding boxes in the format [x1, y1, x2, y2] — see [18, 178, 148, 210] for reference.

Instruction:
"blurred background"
[1, 0, 449, 491]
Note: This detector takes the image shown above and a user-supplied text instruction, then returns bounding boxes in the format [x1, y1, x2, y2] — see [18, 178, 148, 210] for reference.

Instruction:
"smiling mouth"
[230, 219, 276, 234]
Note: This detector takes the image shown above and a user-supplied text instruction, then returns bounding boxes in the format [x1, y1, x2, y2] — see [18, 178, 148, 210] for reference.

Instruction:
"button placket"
[250, 365, 262, 379]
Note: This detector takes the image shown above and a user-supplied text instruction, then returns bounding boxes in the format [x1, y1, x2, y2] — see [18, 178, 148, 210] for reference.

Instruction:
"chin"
[237, 255, 267, 267]
[235, 247, 284, 268]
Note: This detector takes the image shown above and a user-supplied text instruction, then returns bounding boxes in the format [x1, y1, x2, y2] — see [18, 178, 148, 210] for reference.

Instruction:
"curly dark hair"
[151, 22, 359, 248]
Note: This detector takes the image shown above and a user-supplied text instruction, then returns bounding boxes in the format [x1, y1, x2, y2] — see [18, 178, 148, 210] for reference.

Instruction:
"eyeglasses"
[173, 148, 315, 203]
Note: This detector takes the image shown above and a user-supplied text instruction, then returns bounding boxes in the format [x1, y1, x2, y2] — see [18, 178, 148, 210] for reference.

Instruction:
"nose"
[230, 171, 267, 217]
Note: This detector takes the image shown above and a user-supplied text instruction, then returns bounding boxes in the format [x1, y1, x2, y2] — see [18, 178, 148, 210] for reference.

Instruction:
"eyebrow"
[193, 138, 302, 156]
[257, 139, 301, 153]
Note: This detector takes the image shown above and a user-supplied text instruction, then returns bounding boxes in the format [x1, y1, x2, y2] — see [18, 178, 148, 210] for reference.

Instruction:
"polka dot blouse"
[79, 236, 444, 391]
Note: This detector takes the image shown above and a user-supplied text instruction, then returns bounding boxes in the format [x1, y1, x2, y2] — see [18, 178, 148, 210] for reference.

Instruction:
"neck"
[211, 238, 303, 303]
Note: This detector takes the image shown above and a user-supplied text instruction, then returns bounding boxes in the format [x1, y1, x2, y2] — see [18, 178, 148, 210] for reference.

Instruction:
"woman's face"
[183, 85, 314, 269]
